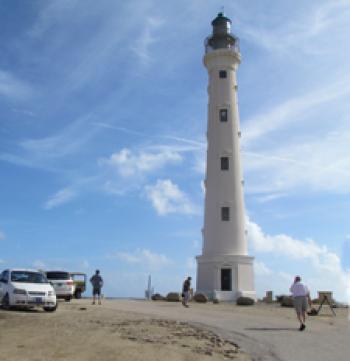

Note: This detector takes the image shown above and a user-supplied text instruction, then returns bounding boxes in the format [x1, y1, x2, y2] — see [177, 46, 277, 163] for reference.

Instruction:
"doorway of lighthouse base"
[221, 268, 232, 291]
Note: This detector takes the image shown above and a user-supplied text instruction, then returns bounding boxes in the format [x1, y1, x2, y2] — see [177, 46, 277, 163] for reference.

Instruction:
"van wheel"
[64, 297, 71, 302]
[75, 290, 82, 299]
[44, 304, 57, 312]
[1, 293, 10, 310]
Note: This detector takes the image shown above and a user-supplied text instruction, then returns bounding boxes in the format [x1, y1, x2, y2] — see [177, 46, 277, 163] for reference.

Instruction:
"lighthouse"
[196, 13, 256, 301]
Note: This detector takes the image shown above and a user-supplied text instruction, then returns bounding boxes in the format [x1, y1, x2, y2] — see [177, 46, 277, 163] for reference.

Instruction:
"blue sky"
[0, 0, 349, 301]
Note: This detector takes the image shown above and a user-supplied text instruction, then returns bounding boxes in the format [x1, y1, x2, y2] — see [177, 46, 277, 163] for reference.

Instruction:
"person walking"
[290, 276, 311, 331]
[90, 269, 104, 305]
[182, 276, 191, 308]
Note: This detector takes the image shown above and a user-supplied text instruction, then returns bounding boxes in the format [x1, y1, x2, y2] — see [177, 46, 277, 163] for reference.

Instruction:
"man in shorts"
[90, 269, 104, 305]
[290, 276, 311, 331]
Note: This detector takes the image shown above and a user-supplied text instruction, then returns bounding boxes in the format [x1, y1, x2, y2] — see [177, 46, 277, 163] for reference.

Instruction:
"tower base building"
[197, 255, 255, 301]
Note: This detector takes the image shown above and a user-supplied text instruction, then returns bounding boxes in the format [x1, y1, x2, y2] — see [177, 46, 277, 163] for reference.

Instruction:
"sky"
[0, 0, 349, 302]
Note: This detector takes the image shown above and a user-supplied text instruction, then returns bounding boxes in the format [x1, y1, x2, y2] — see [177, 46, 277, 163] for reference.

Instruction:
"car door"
[0, 271, 4, 299]
[0, 270, 9, 299]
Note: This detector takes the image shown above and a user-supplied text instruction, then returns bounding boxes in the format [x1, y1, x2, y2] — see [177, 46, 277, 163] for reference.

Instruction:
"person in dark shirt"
[182, 276, 192, 308]
[90, 269, 104, 305]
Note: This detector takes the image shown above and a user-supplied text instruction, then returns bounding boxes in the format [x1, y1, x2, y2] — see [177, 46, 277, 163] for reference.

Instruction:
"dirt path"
[99, 299, 349, 361]
[0, 299, 348, 361]
[0, 300, 250, 361]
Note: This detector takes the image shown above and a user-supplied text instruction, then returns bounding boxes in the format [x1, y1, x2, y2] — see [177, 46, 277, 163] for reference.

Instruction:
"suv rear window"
[46, 272, 70, 280]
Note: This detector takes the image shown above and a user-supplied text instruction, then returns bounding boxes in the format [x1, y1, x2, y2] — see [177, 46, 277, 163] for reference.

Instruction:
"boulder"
[236, 296, 255, 306]
[151, 293, 165, 301]
[166, 292, 181, 302]
[281, 296, 294, 307]
[193, 293, 208, 303]
[213, 298, 220, 304]
[307, 307, 318, 316]
[263, 291, 273, 303]
[275, 295, 284, 303]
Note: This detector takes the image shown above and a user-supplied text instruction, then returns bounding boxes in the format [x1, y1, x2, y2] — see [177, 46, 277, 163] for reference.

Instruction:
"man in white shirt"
[290, 276, 311, 331]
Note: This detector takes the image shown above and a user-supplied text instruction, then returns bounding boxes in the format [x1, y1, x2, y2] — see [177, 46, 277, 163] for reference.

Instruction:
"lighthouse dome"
[211, 12, 232, 35]
[205, 12, 238, 52]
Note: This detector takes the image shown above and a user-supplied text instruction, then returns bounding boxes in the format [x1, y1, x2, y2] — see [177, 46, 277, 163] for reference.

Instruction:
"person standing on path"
[290, 276, 311, 331]
[182, 276, 191, 308]
[90, 269, 104, 305]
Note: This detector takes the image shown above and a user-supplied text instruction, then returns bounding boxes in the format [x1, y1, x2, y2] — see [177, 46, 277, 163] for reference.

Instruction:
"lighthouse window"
[221, 157, 229, 170]
[221, 207, 230, 221]
[219, 70, 227, 78]
[219, 109, 228, 122]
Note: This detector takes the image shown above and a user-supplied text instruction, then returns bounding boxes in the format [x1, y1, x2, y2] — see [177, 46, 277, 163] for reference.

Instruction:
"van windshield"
[46, 272, 70, 280]
[11, 271, 48, 284]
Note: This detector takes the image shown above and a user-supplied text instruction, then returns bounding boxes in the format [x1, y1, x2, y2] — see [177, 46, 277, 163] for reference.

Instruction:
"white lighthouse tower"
[196, 13, 256, 301]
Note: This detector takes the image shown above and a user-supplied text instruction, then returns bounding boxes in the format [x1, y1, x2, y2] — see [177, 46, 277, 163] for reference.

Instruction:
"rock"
[281, 296, 294, 307]
[151, 293, 165, 301]
[307, 307, 318, 316]
[236, 296, 255, 306]
[193, 293, 208, 303]
[213, 298, 219, 304]
[166, 292, 181, 302]
[263, 291, 273, 303]
[275, 295, 284, 303]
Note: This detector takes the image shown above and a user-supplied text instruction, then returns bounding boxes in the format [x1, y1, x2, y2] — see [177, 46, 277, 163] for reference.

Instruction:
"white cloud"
[186, 257, 196, 270]
[254, 261, 272, 276]
[101, 148, 182, 178]
[44, 187, 77, 210]
[248, 219, 339, 271]
[33, 260, 46, 270]
[20, 116, 98, 161]
[243, 126, 350, 194]
[98, 146, 185, 197]
[276, 271, 295, 283]
[92, 122, 146, 137]
[131, 16, 164, 65]
[0, 230, 5, 241]
[145, 179, 199, 216]
[81, 260, 90, 269]
[247, 218, 349, 301]
[240, 1, 350, 55]
[115, 248, 172, 271]
[11, 108, 36, 117]
[242, 77, 350, 146]
[192, 239, 201, 249]
[255, 193, 287, 203]
[28, 0, 79, 38]
[1, 115, 100, 172]
[342, 239, 350, 271]
[195, 156, 206, 175]
[0, 259, 4, 264]
[0, 70, 33, 101]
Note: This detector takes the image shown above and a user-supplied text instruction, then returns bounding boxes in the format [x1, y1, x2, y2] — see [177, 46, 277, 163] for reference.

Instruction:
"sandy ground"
[0, 299, 348, 361]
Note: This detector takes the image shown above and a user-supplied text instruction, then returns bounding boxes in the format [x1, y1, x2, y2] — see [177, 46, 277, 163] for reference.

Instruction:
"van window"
[46, 272, 70, 280]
